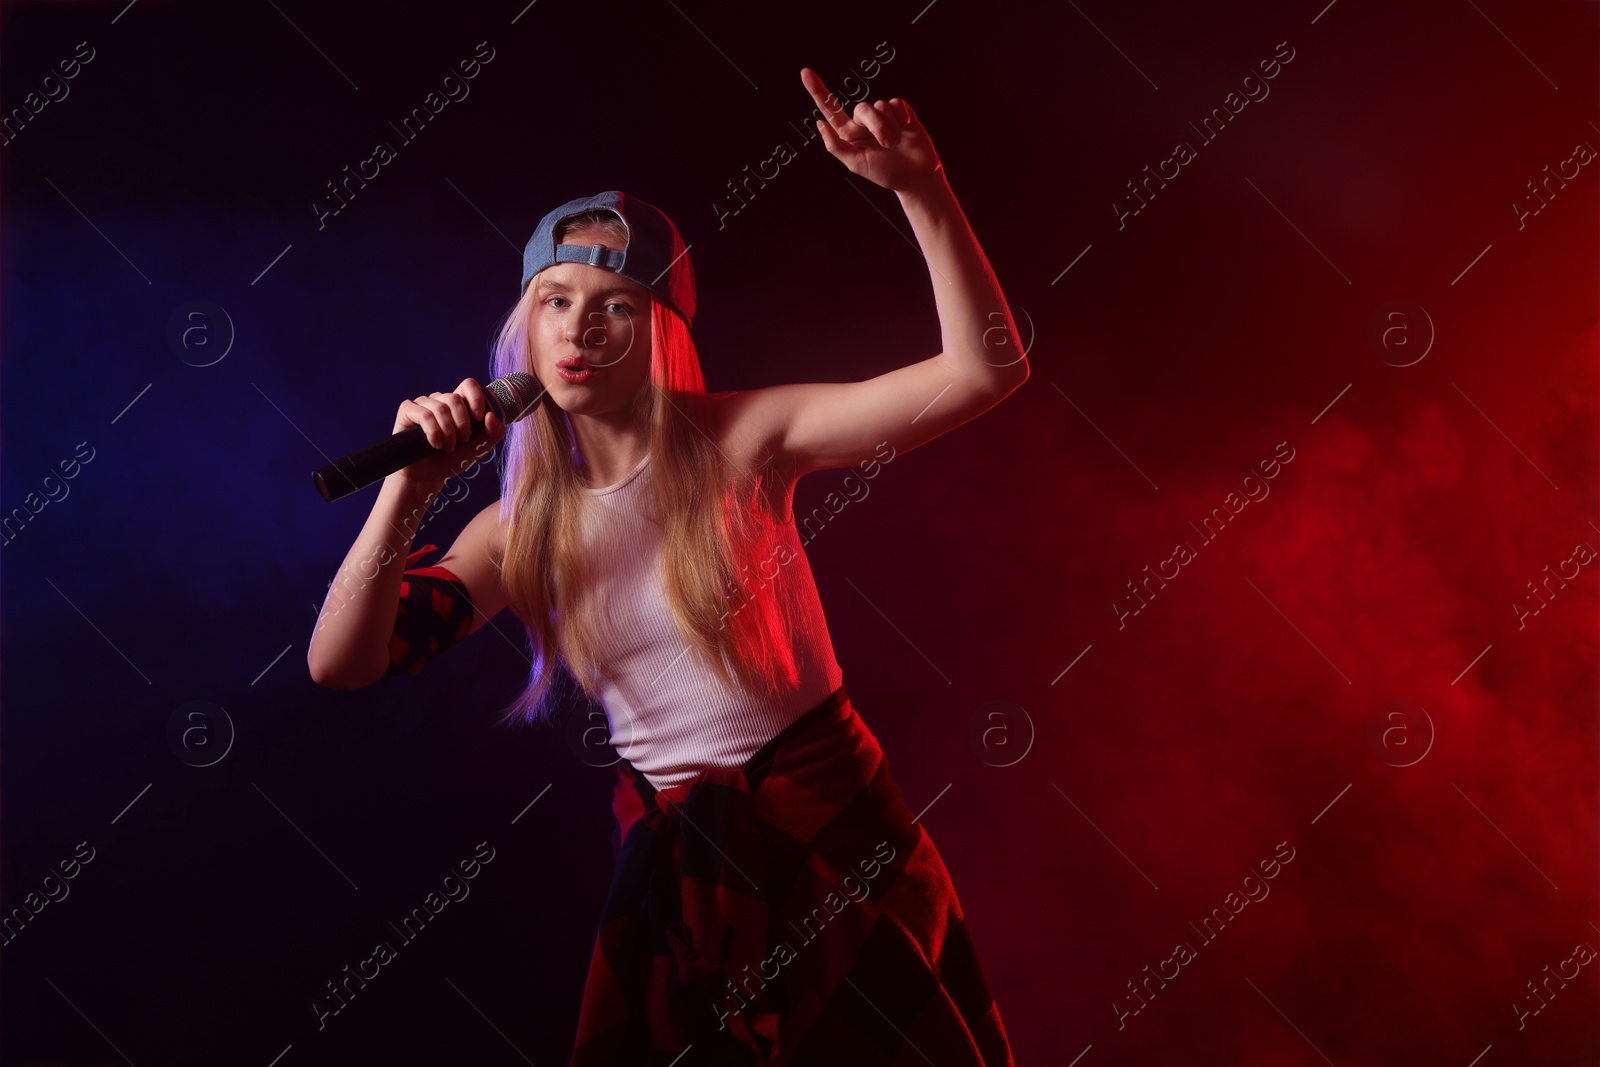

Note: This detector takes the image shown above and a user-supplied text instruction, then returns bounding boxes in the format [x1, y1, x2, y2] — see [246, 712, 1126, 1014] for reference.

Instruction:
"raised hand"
[800, 67, 943, 192]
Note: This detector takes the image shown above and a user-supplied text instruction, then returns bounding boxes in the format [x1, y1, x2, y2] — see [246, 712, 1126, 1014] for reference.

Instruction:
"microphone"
[313, 372, 542, 502]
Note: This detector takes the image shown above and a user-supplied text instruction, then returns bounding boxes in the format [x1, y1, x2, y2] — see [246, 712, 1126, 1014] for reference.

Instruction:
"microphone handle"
[313, 416, 488, 503]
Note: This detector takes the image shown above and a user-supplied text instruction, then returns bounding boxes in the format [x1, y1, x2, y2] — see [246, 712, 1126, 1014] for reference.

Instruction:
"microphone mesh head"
[487, 372, 541, 423]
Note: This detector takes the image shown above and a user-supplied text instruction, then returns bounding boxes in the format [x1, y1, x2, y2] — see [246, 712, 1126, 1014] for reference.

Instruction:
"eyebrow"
[535, 279, 643, 299]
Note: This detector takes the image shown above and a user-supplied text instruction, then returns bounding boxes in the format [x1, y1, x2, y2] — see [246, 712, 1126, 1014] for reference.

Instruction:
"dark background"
[3, 0, 1596, 1064]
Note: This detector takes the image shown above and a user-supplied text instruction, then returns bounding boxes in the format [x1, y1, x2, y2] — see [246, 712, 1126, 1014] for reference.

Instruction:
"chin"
[553, 390, 616, 415]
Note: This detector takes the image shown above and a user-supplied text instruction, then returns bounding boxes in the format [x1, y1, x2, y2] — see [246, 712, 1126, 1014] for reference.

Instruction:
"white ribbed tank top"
[576, 451, 843, 789]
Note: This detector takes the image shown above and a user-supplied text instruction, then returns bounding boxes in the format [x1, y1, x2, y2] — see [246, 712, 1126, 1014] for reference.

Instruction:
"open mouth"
[557, 356, 599, 383]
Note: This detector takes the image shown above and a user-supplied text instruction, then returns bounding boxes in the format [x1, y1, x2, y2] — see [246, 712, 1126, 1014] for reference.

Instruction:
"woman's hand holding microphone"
[389, 377, 508, 493]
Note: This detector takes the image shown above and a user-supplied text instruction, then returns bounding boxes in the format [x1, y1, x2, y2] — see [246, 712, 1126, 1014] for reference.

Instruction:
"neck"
[569, 411, 649, 488]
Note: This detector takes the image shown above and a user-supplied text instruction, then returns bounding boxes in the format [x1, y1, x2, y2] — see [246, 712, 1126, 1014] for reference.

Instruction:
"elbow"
[1008, 359, 1030, 392]
[311, 667, 379, 691]
[983, 358, 1029, 403]
[308, 659, 353, 690]
[306, 643, 338, 689]
[950, 351, 1029, 401]
[310, 665, 354, 690]
[307, 648, 383, 690]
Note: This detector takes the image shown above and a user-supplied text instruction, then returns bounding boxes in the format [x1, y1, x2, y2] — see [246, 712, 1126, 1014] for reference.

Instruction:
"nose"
[564, 322, 596, 352]
[578, 315, 610, 351]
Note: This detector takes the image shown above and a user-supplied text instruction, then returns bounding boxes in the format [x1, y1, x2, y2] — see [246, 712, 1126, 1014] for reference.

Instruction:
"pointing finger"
[801, 67, 853, 131]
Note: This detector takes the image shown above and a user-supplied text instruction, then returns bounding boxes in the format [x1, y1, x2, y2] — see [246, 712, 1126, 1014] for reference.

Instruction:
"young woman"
[309, 67, 1027, 1065]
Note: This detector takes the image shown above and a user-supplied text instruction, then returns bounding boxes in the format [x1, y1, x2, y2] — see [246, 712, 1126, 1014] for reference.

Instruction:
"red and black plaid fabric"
[382, 543, 475, 677]
[569, 682, 1014, 1066]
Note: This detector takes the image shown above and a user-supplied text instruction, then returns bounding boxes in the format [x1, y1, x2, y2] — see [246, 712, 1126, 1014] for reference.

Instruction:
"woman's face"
[528, 223, 654, 417]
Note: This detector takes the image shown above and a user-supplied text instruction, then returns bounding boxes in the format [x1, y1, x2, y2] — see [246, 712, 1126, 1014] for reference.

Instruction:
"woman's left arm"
[732, 68, 1030, 478]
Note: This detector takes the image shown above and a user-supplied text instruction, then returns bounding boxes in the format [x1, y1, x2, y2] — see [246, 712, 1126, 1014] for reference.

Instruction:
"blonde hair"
[488, 217, 800, 725]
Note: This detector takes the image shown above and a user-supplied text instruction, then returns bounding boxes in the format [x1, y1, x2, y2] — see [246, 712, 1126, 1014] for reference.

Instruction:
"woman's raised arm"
[308, 380, 507, 689]
[717, 69, 1029, 479]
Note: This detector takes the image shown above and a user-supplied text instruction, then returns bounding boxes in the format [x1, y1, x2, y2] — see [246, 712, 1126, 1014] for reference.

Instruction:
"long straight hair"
[488, 271, 800, 727]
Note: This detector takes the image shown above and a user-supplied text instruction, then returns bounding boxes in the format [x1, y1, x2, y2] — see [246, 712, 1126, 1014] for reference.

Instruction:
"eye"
[606, 302, 631, 315]
[547, 296, 569, 308]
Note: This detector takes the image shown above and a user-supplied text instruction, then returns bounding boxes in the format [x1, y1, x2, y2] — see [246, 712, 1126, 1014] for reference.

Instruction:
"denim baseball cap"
[520, 191, 695, 327]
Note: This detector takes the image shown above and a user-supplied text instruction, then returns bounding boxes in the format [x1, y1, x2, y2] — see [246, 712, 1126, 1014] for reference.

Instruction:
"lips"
[557, 357, 599, 383]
